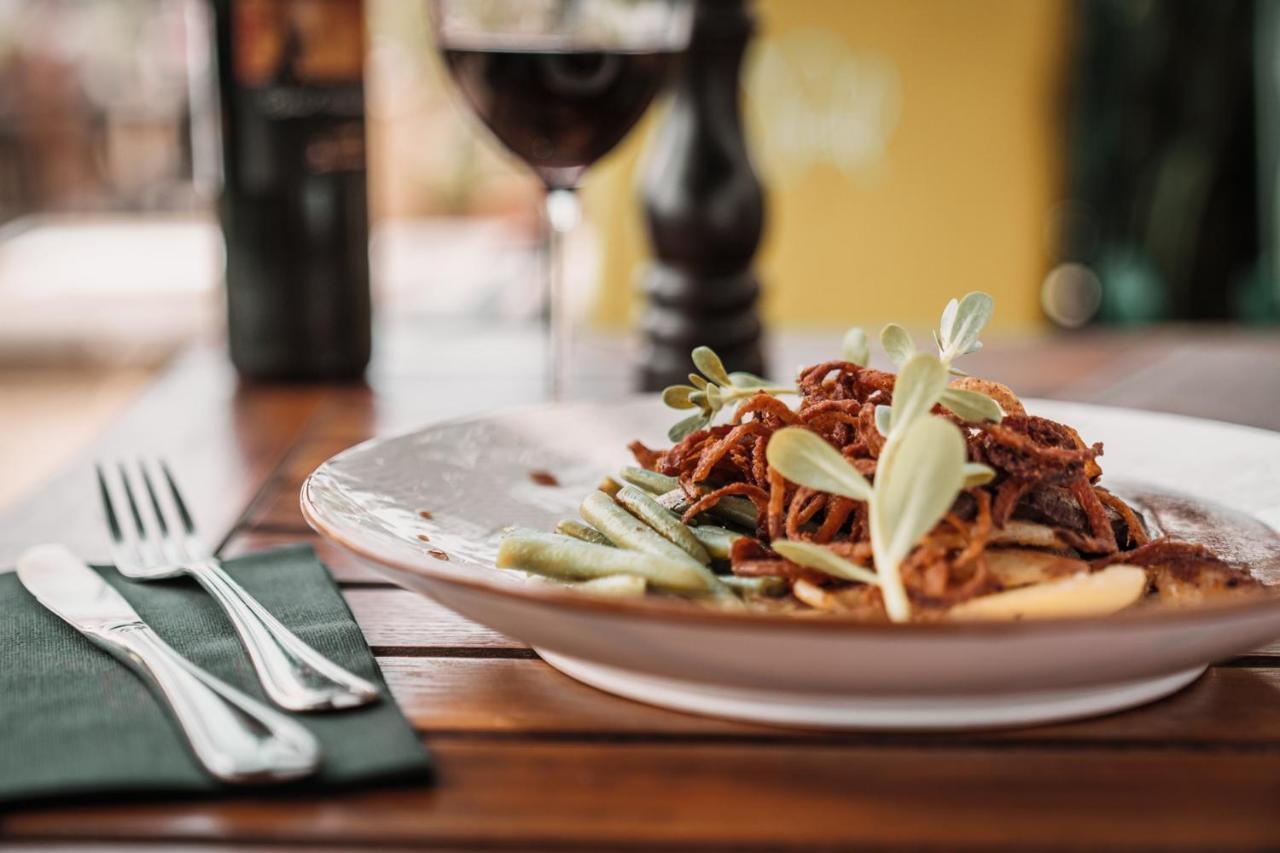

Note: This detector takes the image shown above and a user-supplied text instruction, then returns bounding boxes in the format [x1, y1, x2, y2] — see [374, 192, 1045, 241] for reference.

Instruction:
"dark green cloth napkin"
[0, 544, 431, 804]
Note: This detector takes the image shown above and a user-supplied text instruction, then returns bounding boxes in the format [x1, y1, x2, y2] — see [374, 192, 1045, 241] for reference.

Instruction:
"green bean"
[581, 491, 697, 564]
[580, 492, 731, 598]
[708, 495, 759, 529]
[690, 524, 744, 561]
[598, 476, 623, 497]
[721, 575, 789, 597]
[655, 488, 690, 513]
[570, 574, 647, 597]
[555, 519, 614, 547]
[497, 532, 709, 593]
[656, 487, 758, 531]
[618, 466, 679, 495]
[614, 485, 711, 564]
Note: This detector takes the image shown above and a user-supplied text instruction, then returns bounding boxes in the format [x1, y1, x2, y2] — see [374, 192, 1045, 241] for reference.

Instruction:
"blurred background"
[1, 0, 1278, 507]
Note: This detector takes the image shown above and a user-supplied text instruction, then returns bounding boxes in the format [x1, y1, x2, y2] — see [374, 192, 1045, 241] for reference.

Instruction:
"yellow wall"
[585, 0, 1067, 332]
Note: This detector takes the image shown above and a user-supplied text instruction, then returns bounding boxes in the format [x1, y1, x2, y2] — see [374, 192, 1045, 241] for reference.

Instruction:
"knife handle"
[185, 559, 380, 712]
[100, 622, 321, 784]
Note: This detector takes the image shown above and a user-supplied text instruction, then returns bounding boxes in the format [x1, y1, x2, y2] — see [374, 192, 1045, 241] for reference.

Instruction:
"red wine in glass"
[432, 0, 691, 399]
[442, 45, 677, 189]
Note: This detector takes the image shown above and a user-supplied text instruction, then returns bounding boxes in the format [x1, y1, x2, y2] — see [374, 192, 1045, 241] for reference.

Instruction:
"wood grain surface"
[4, 328, 1280, 851]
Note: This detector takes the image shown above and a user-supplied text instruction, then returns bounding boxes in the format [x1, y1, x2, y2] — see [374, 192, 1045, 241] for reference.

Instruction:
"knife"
[17, 544, 321, 784]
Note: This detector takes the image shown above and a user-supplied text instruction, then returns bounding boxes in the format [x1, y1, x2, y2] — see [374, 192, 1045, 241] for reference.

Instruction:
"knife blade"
[17, 544, 321, 783]
[17, 543, 142, 630]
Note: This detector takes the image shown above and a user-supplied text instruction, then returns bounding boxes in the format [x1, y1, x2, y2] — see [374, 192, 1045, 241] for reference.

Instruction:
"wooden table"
[5, 323, 1280, 850]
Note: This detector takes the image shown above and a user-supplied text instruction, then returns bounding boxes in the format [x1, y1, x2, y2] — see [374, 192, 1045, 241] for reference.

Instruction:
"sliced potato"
[948, 376, 1024, 416]
[989, 520, 1066, 551]
[949, 564, 1147, 621]
[985, 548, 1088, 589]
[721, 574, 788, 597]
[793, 578, 837, 610]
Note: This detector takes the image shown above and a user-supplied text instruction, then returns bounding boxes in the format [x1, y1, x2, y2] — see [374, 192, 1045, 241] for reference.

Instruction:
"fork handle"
[185, 560, 381, 712]
[101, 622, 320, 783]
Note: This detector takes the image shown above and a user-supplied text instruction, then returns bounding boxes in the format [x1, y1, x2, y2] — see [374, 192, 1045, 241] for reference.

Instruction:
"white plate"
[302, 398, 1280, 729]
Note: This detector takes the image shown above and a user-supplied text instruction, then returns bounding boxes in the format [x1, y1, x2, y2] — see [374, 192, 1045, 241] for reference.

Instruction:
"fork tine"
[97, 463, 141, 572]
[116, 461, 147, 536]
[158, 460, 211, 562]
[97, 464, 124, 543]
[160, 461, 197, 535]
[137, 458, 190, 565]
[98, 462, 150, 572]
[118, 460, 168, 568]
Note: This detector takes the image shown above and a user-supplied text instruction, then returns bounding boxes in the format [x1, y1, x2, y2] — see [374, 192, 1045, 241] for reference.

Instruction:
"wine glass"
[430, 0, 694, 399]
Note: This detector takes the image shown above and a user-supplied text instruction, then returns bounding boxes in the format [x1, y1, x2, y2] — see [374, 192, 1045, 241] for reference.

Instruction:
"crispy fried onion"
[630, 374, 1159, 611]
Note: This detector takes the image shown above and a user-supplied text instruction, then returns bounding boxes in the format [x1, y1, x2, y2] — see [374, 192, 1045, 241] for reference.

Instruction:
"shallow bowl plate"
[303, 398, 1280, 729]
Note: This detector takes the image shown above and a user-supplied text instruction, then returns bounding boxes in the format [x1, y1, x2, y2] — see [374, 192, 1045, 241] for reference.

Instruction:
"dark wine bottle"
[212, 0, 371, 380]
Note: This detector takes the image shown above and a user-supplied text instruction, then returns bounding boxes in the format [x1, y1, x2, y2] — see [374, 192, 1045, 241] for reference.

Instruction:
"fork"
[97, 459, 381, 712]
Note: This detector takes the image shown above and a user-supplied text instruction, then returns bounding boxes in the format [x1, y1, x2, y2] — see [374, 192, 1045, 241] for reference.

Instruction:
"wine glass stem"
[544, 186, 579, 401]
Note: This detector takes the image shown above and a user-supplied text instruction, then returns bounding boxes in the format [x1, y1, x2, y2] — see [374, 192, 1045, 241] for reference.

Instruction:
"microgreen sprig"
[666, 293, 1008, 620]
[876, 291, 1004, 430]
[881, 291, 993, 374]
[766, 342, 996, 622]
[661, 346, 796, 442]
[841, 327, 870, 366]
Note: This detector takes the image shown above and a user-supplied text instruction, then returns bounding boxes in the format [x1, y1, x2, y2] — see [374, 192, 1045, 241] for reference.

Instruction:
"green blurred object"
[1061, 0, 1278, 324]
[0, 544, 431, 804]
[1096, 247, 1167, 323]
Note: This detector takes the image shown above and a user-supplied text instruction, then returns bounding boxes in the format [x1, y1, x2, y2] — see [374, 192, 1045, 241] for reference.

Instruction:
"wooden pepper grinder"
[638, 0, 766, 390]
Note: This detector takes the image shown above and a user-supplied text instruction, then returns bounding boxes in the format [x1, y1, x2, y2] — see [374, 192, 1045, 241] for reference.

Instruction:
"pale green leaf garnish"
[887, 353, 948, 434]
[662, 346, 797, 441]
[668, 412, 709, 442]
[728, 371, 771, 388]
[662, 292, 1011, 621]
[772, 540, 880, 586]
[962, 462, 996, 488]
[704, 383, 723, 409]
[880, 323, 915, 368]
[874, 404, 892, 437]
[939, 386, 1004, 423]
[842, 327, 869, 366]
[662, 385, 697, 410]
[691, 346, 731, 386]
[938, 291, 993, 363]
[870, 416, 967, 622]
[939, 298, 959, 342]
[765, 427, 872, 502]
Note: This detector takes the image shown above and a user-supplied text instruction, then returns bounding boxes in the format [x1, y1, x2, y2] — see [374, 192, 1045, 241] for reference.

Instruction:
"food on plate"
[497, 293, 1266, 621]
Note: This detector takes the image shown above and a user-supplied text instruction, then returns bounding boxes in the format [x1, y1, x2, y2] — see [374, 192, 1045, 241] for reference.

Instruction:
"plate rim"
[301, 395, 1280, 637]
